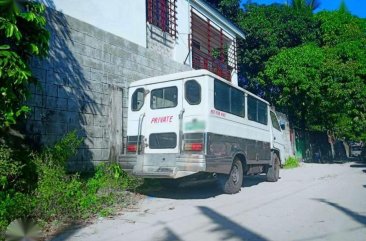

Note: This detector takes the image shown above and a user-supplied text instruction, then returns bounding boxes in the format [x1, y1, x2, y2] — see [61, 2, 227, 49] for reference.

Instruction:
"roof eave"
[189, 0, 245, 39]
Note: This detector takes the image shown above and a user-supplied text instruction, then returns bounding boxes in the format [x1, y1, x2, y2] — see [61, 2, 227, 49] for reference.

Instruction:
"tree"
[289, 0, 321, 12]
[237, 4, 319, 94]
[260, 10, 366, 140]
[205, 0, 241, 21]
[0, 0, 49, 127]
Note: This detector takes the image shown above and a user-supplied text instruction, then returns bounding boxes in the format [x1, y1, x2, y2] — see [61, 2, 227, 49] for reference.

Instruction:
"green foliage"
[289, 0, 321, 12]
[0, 0, 49, 127]
[33, 131, 141, 223]
[237, 4, 319, 92]
[1, 132, 142, 237]
[0, 191, 34, 235]
[260, 44, 325, 128]
[316, 10, 366, 47]
[0, 144, 21, 190]
[205, 0, 241, 21]
[284, 156, 300, 169]
[260, 10, 366, 140]
[0, 144, 34, 238]
[79, 163, 142, 217]
[33, 131, 83, 220]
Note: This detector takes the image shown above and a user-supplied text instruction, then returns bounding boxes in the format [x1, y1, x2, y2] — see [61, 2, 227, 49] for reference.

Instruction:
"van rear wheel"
[267, 153, 280, 182]
[218, 158, 243, 194]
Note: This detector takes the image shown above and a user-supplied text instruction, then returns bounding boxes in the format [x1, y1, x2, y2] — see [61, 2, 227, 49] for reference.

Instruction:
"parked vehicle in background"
[120, 70, 285, 194]
[350, 144, 362, 158]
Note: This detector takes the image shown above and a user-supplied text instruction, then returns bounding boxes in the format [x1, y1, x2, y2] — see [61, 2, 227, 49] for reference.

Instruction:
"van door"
[270, 111, 285, 159]
[142, 81, 183, 154]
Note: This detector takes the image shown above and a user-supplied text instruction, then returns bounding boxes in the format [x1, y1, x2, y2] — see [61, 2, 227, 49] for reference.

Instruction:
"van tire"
[218, 158, 243, 194]
[267, 153, 280, 182]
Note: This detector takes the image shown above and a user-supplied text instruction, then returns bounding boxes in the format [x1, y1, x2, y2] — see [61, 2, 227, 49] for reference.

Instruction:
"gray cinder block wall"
[27, 10, 191, 171]
[147, 23, 175, 58]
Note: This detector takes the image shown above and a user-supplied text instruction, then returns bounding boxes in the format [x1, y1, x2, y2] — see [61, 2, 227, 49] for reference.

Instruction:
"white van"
[120, 70, 285, 194]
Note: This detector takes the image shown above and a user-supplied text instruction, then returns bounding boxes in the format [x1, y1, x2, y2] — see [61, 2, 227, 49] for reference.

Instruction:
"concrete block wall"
[27, 10, 191, 171]
[146, 23, 175, 58]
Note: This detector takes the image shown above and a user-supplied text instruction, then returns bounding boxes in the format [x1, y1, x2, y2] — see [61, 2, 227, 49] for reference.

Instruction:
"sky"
[244, 0, 366, 18]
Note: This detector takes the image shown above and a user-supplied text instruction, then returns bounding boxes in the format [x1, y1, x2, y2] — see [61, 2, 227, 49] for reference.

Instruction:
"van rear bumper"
[119, 153, 206, 179]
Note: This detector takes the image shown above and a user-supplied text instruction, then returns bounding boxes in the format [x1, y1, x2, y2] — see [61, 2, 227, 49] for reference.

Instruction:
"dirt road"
[53, 162, 366, 241]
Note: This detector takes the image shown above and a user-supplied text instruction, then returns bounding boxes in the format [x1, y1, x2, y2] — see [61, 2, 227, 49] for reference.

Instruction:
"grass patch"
[284, 156, 300, 169]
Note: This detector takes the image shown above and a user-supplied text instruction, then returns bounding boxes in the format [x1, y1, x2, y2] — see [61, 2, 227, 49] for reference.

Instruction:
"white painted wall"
[174, 0, 191, 65]
[43, 0, 241, 82]
[43, 0, 147, 47]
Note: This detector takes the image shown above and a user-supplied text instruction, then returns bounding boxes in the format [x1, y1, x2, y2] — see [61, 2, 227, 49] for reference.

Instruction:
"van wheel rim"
[232, 165, 239, 184]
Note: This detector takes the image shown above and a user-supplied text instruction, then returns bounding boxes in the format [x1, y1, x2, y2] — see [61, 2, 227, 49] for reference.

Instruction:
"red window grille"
[147, 0, 177, 38]
[191, 11, 237, 81]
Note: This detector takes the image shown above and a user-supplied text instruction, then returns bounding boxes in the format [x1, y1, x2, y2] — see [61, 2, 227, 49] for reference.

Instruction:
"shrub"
[284, 156, 300, 169]
[34, 131, 142, 222]
[0, 144, 21, 190]
[1, 131, 142, 238]
[0, 144, 34, 237]
[79, 162, 142, 217]
[33, 131, 83, 221]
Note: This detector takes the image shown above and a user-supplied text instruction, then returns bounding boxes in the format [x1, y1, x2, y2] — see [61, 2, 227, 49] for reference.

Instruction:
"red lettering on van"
[210, 109, 226, 117]
[151, 116, 173, 124]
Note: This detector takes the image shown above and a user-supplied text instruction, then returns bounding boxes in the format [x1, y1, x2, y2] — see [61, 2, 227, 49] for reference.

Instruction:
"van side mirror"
[280, 123, 286, 130]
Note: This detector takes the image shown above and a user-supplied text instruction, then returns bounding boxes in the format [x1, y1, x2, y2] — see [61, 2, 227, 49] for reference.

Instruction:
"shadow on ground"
[350, 164, 366, 168]
[49, 223, 87, 241]
[138, 174, 268, 200]
[314, 198, 366, 226]
[155, 226, 183, 241]
[198, 206, 269, 241]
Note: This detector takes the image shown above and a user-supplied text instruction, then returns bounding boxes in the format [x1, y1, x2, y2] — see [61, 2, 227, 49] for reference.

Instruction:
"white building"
[44, 0, 245, 84]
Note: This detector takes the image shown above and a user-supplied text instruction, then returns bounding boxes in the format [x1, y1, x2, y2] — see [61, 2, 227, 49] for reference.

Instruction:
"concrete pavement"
[53, 162, 366, 241]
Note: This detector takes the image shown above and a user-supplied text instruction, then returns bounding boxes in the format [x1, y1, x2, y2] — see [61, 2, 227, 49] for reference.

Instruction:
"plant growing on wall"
[0, 0, 49, 127]
[211, 45, 229, 62]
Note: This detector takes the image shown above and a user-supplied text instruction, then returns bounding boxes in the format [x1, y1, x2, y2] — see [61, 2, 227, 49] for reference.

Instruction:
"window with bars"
[147, 0, 177, 38]
[191, 11, 237, 81]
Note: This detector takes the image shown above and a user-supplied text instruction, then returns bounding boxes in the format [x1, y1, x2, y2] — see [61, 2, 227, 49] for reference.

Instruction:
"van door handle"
[274, 137, 276, 140]
[179, 108, 185, 119]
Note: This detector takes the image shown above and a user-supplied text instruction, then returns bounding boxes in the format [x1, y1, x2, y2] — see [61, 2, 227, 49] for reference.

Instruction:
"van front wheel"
[218, 158, 243, 194]
[267, 153, 280, 182]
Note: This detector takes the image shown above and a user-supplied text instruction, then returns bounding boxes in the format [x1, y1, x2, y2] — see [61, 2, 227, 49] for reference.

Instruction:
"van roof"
[129, 69, 269, 105]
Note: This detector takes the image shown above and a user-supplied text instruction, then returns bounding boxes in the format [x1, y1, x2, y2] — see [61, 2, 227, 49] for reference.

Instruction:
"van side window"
[131, 88, 145, 111]
[214, 79, 245, 118]
[270, 111, 281, 131]
[214, 80, 230, 112]
[185, 80, 201, 105]
[248, 95, 268, 125]
[151, 86, 178, 109]
[231, 87, 245, 117]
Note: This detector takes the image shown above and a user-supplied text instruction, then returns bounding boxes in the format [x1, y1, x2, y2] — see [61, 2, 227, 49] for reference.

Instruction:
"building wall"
[174, 0, 191, 65]
[40, 0, 240, 83]
[276, 111, 295, 162]
[27, 10, 191, 171]
[41, 0, 147, 48]
[146, 23, 175, 59]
